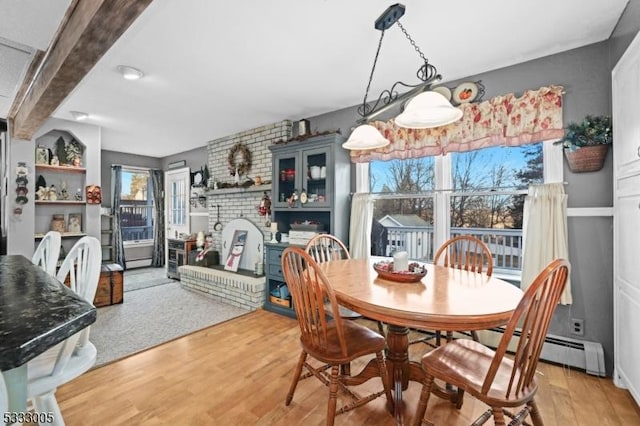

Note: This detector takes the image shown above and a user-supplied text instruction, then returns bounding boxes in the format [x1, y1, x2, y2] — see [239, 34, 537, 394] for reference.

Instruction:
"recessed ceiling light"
[70, 111, 89, 121]
[117, 65, 144, 80]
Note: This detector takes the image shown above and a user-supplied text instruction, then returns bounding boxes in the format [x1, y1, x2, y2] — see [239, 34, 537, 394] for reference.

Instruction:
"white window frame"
[119, 167, 154, 247]
[355, 140, 563, 281]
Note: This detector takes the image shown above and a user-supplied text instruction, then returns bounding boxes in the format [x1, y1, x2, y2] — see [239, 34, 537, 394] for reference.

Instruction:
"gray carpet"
[90, 281, 250, 367]
[124, 267, 174, 292]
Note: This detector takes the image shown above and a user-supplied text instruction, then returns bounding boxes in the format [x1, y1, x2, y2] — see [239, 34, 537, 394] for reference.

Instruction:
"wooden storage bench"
[94, 263, 124, 307]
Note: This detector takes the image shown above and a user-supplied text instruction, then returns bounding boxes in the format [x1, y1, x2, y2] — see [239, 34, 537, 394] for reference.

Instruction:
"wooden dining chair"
[32, 230, 62, 276]
[411, 235, 494, 347]
[282, 246, 393, 426]
[412, 259, 570, 426]
[305, 234, 385, 336]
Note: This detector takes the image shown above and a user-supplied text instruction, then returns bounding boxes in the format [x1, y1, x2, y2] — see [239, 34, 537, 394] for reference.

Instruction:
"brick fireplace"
[179, 120, 292, 309]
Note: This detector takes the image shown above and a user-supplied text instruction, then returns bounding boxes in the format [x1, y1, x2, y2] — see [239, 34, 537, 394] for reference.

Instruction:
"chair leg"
[340, 363, 351, 376]
[528, 399, 544, 426]
[375, 351, 394, 413]
[455, 388, 465, 409]
[326, 365, 340, 426]
[491, 406, 506, 426]
[471, 330, 479, 342]
[286, 351, 307, 405]
[34, 391, 64, 426]
[412, 374, 435, 426]
[377, 321, 385, 336]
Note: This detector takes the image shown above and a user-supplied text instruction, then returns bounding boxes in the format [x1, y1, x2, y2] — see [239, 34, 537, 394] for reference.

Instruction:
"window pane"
[451, 144, 543, 191]
[371, 196, 435, 260]
[449, 144, 541, 272]
[369, 157, 435, 193]
[121, 171, 149, 200]
[449, 194, 524, 271]
[120, 170, 153, 242]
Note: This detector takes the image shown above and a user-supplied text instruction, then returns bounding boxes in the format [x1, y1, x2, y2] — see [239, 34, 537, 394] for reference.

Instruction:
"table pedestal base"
[384, 324, 459, 425]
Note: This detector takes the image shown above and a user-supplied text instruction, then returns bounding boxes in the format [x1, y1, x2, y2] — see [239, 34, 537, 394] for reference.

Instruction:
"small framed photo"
[67, 213, 82, 233]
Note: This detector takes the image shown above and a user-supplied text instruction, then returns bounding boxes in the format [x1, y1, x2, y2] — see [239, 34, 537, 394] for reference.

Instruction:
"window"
[366, 142, 554, 276]
[120, 169, 154, 243]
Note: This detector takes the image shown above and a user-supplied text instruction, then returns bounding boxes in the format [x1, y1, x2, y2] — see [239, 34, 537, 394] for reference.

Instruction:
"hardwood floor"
[57, 310, 640, 425]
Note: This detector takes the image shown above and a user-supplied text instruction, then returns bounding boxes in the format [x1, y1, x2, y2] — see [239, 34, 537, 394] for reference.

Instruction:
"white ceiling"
[0, 0, 629, 158]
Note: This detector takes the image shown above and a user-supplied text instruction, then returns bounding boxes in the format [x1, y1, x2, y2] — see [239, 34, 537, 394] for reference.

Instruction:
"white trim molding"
[567, 207, 614, 217]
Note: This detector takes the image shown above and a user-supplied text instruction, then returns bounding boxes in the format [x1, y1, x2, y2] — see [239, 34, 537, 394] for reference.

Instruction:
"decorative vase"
[563, 145, 610, 173]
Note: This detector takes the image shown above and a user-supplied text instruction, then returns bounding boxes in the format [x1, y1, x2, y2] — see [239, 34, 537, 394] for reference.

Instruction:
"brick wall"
[179, 265, 265, 311]
[206, 120, 291, 251]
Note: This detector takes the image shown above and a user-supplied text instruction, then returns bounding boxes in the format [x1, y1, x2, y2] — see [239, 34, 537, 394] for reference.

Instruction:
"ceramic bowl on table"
[373, 261, 427, 283]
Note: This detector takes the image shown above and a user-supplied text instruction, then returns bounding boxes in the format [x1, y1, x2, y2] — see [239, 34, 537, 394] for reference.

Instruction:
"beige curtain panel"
[349, 85, 564, 163]
[349, 193, 374, 259]
[521, 183, 572, 304]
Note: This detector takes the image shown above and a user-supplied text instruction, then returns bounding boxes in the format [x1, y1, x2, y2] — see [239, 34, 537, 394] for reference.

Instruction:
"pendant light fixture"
[343, 3, 462, 151]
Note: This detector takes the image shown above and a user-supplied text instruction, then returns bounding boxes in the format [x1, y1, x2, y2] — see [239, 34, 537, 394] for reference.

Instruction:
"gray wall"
[100, 150, 162, 208]
[610, 0, 640, 67]
[306, 29, 640, 375]
[160, 145, 208, 173]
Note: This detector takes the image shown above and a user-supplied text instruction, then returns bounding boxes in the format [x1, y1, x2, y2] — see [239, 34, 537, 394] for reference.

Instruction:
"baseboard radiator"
[475, 328, 606, 377]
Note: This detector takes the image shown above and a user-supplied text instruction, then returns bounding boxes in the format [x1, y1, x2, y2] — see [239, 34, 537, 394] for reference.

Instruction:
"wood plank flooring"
[56, 310, 640, 425]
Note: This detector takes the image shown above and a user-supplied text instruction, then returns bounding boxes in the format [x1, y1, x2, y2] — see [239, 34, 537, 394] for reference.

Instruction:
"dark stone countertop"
[0, 255, 97, 370]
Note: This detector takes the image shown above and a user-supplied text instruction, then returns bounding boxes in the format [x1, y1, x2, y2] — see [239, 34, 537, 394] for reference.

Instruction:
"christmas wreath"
[228, 142, 252, 176]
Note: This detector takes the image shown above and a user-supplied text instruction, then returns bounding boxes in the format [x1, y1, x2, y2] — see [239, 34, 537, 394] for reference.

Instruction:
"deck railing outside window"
[120, 201, 154, 242]
[378, 226, 522, 271]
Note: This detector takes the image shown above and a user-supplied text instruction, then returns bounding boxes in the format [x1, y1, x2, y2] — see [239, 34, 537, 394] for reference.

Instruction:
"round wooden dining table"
[316, 257, 524, 425]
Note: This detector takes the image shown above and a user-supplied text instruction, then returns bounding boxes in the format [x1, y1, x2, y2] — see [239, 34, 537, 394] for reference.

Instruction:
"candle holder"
[270, 223, 279, 244]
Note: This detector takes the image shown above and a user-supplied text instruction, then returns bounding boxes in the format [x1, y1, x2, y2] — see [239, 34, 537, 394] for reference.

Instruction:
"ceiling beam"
[9, 0, 153, 140]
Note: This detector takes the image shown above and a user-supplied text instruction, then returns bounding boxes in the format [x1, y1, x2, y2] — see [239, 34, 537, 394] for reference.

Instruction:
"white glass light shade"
[395, 91, 463, 129]
[117, 65, 144, 80]
[342, 124, 390, 150]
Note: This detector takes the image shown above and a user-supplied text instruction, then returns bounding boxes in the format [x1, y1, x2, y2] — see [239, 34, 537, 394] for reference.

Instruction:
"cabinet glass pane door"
[304, 151, 329, 207]
[276, 154, 297, 206]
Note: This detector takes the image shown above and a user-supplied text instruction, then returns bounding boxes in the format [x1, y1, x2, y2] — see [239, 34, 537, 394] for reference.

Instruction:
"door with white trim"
[612, 29, 640, 405]
[165, 167, 190, 240]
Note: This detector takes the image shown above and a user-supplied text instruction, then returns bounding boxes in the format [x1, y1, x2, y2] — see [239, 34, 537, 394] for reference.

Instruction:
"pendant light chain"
[362, 30, 386, 116]
[396, 21, 427, 63]
[396, 21, 435, 82]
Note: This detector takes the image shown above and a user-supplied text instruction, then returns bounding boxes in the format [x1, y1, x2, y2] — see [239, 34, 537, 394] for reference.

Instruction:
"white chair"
[32, 231, 62, 276]
[26, 236, 101, 426]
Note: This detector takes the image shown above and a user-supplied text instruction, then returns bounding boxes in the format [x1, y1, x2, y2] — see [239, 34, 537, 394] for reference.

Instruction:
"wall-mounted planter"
[564, 144, 610, 173]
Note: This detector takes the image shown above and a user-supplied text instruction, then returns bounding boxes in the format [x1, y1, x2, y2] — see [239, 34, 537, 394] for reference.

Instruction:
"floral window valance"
[348, 85, 564, 163]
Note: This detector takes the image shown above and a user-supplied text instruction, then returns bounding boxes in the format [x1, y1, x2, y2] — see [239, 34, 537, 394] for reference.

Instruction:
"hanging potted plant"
[556, 115, 612, 172]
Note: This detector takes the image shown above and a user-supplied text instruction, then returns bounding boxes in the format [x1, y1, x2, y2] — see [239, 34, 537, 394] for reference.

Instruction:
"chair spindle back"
[482, 259, 570, 398]
[281, 246, 347, 356]
[305, 234, 350, 264]
[434, 235, 493, 276]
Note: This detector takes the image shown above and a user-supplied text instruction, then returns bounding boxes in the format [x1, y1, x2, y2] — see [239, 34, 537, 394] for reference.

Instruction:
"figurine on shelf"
[59, 180, 69, 200]
[50, 155, 59, 166]
[36, 186, 48, 201]
[75, 188, 83, 201]
[287, 189, 298, 208]
[48, 185, 58, 201]
[258, 192, 271, 216]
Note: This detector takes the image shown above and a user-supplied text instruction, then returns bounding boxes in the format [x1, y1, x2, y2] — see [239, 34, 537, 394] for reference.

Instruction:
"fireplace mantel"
[205, 184, 271, 197]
